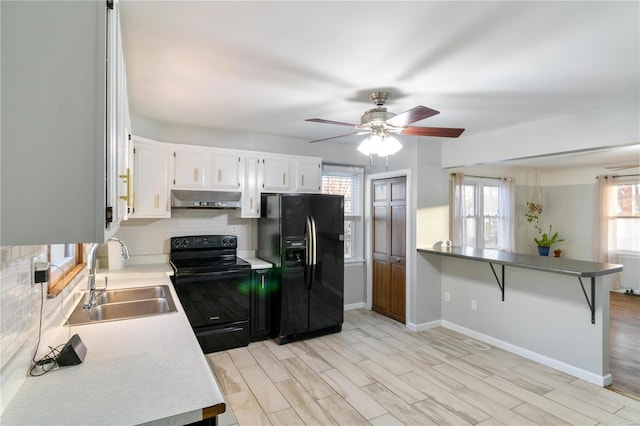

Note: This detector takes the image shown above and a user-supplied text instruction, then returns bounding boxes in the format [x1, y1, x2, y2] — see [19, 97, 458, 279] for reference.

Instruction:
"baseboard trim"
[441, 321, 612, 386]
[406, 319, 443, 332]
[344, 302, 367, 311]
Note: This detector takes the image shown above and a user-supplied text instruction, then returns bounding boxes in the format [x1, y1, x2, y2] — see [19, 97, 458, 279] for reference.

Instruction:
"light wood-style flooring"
[609, 291, 640, 398]
[207, 309, 640, 426]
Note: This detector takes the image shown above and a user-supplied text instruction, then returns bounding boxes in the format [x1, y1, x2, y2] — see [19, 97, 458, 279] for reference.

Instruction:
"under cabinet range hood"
[171, 190, 241, 209]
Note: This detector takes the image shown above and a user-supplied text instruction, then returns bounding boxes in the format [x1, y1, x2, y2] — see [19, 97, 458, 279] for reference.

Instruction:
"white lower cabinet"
[132, 139, 171, 218]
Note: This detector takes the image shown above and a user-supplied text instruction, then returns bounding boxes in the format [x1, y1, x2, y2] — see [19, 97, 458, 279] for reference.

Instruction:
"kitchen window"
[48, 243, 84, 297]
[451, 174, 515, 251]
[321, 164, 364, 263]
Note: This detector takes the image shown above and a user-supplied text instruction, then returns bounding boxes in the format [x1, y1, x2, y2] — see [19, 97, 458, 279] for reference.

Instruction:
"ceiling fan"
[305, 91, 465, 156]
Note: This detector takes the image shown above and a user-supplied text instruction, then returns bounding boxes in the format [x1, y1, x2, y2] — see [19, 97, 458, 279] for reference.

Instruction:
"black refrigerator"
[258, 193, 344, 344]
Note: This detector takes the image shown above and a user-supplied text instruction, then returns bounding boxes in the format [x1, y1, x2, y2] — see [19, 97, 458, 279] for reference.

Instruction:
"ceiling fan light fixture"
[357, 132, 402, 157]
[379, 134, 402, 156]
[357, 133, 381, 156]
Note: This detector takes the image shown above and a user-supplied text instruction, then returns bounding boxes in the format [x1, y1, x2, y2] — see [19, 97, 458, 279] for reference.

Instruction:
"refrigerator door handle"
[309, 216, 317, 266]
[305, 216, 313, 267]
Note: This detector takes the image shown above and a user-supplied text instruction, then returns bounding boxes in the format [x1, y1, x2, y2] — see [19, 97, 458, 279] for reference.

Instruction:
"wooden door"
[372, 177, 406, 323]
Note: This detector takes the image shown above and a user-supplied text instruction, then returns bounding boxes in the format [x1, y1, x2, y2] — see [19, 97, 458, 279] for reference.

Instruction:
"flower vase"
[537, 246, 550, 256]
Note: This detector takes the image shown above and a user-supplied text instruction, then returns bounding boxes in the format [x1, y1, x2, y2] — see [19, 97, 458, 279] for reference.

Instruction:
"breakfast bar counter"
[418, 246, 623, 277]
[418, 246, 623, 324]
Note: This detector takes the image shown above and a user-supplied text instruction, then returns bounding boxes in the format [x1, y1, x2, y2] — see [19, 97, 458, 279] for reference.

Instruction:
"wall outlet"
[231, 225, 237, 234]
[471, 299, 478, 311]
[444, 292, 451, 302]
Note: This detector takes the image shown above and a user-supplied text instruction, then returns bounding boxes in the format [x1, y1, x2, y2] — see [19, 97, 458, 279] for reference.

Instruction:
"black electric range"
[170, 235, 251, 353]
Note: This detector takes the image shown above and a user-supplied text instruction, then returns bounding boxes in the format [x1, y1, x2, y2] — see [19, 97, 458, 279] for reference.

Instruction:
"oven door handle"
[173, 269, 250, 284]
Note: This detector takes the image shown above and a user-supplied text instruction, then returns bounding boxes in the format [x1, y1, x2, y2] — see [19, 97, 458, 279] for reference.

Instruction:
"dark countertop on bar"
[418, 246, 623, 278]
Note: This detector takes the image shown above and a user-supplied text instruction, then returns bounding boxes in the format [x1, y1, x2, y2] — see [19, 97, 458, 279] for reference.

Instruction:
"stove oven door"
[173, 268, 251, 353]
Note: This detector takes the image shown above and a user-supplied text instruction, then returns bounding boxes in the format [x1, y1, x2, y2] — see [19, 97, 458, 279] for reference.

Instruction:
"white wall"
[131, 113, 369, 167]
[441, 99, 639, 168]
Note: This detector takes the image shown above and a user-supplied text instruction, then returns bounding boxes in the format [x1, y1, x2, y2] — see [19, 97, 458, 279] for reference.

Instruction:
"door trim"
[365, 169, 412, 326]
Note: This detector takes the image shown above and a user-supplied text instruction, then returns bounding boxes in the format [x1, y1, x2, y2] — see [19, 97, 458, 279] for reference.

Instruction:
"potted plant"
[525, 202, 543, 228]
[534, 225, 565, 256]
[553, 248, 563, 257]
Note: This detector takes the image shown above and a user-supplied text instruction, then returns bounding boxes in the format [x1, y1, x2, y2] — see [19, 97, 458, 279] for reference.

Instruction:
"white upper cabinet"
[0, 0, 127, 244]
[241, 156, 261, 218]
[132, 138, 171, 218]
[211, 153, 242, 190]
[174, 148, 208, 188]
[262, 156, 291, 191]
[295, 158, 322, 192]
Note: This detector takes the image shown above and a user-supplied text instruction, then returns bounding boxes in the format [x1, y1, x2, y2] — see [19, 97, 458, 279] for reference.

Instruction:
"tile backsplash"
[113, 209, 257, 260]
[0, 245, 47, 369]
[0, 244, 86, 412]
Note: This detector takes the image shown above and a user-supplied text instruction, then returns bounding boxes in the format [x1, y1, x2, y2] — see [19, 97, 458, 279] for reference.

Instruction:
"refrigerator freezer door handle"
[306, 216, 313, 266]
[310, 216, 317, 266]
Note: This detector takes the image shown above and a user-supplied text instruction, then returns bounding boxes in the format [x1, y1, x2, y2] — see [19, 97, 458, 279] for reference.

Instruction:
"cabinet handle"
[261, 274, 265, 290]
[249, 197, 253, 210]
[154, 194, 159, 209]
[194, 168, 199, 181]
[217, 169, 222, 182]
[282, 173, 286, 185]
[119, 168, 131, 206]
[301, 175, 305, 187]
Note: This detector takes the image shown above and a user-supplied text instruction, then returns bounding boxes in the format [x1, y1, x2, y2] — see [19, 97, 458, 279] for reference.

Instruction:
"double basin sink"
[67, 285, 178, 325]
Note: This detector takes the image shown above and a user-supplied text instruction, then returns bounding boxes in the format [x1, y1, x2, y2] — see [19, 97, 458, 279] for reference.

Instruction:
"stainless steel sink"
[67, 285, 177, 325]
[96, 286, 167, 304]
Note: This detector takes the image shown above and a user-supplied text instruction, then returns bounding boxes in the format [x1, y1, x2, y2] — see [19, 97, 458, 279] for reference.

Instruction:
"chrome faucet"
[83, 238, 129, 310]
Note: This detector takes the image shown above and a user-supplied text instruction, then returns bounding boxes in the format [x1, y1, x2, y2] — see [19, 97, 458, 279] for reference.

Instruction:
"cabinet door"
[211, 153, 242, 190]
[263, 157, 291, 191]
[133, 142, 170, 218]
[174, 149, 207, 188]
[295, 159, 322, 192]
[1, 1, 114, 244]
[115, 16, 132, 222]
[241, 156, 261, 218]
[251, 269, 271, 341]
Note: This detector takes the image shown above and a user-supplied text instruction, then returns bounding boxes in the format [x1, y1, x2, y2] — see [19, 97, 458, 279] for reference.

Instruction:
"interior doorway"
[371, 176, 406, 323]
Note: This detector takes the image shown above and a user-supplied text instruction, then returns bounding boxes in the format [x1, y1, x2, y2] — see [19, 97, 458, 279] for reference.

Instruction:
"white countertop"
[241, 257, 273, 269]
[1, 266, 225, 425]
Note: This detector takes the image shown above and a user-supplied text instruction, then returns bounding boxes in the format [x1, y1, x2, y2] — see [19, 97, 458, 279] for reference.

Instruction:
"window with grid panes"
[463, 179, 501, 249]
[614, 181, 640, 253]
[321, 165, 364, 262]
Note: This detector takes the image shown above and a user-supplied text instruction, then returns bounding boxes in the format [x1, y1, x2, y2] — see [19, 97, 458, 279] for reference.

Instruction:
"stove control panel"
[171, 235, 237, 250]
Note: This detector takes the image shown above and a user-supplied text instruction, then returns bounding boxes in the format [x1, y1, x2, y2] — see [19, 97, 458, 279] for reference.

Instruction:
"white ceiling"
[119, 1, 639, 167]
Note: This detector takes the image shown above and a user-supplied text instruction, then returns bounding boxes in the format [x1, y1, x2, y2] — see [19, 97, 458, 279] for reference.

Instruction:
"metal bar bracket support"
[488, 263, 505, 301]
[578, 276, 596, 324]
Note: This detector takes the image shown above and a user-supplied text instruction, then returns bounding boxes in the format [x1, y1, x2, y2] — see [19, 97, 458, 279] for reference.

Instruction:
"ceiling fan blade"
[309, 131, 367, 143]
[306, 118, 358, 128]
[401, 126, 465, 138]
[386, 106, 440, 127]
